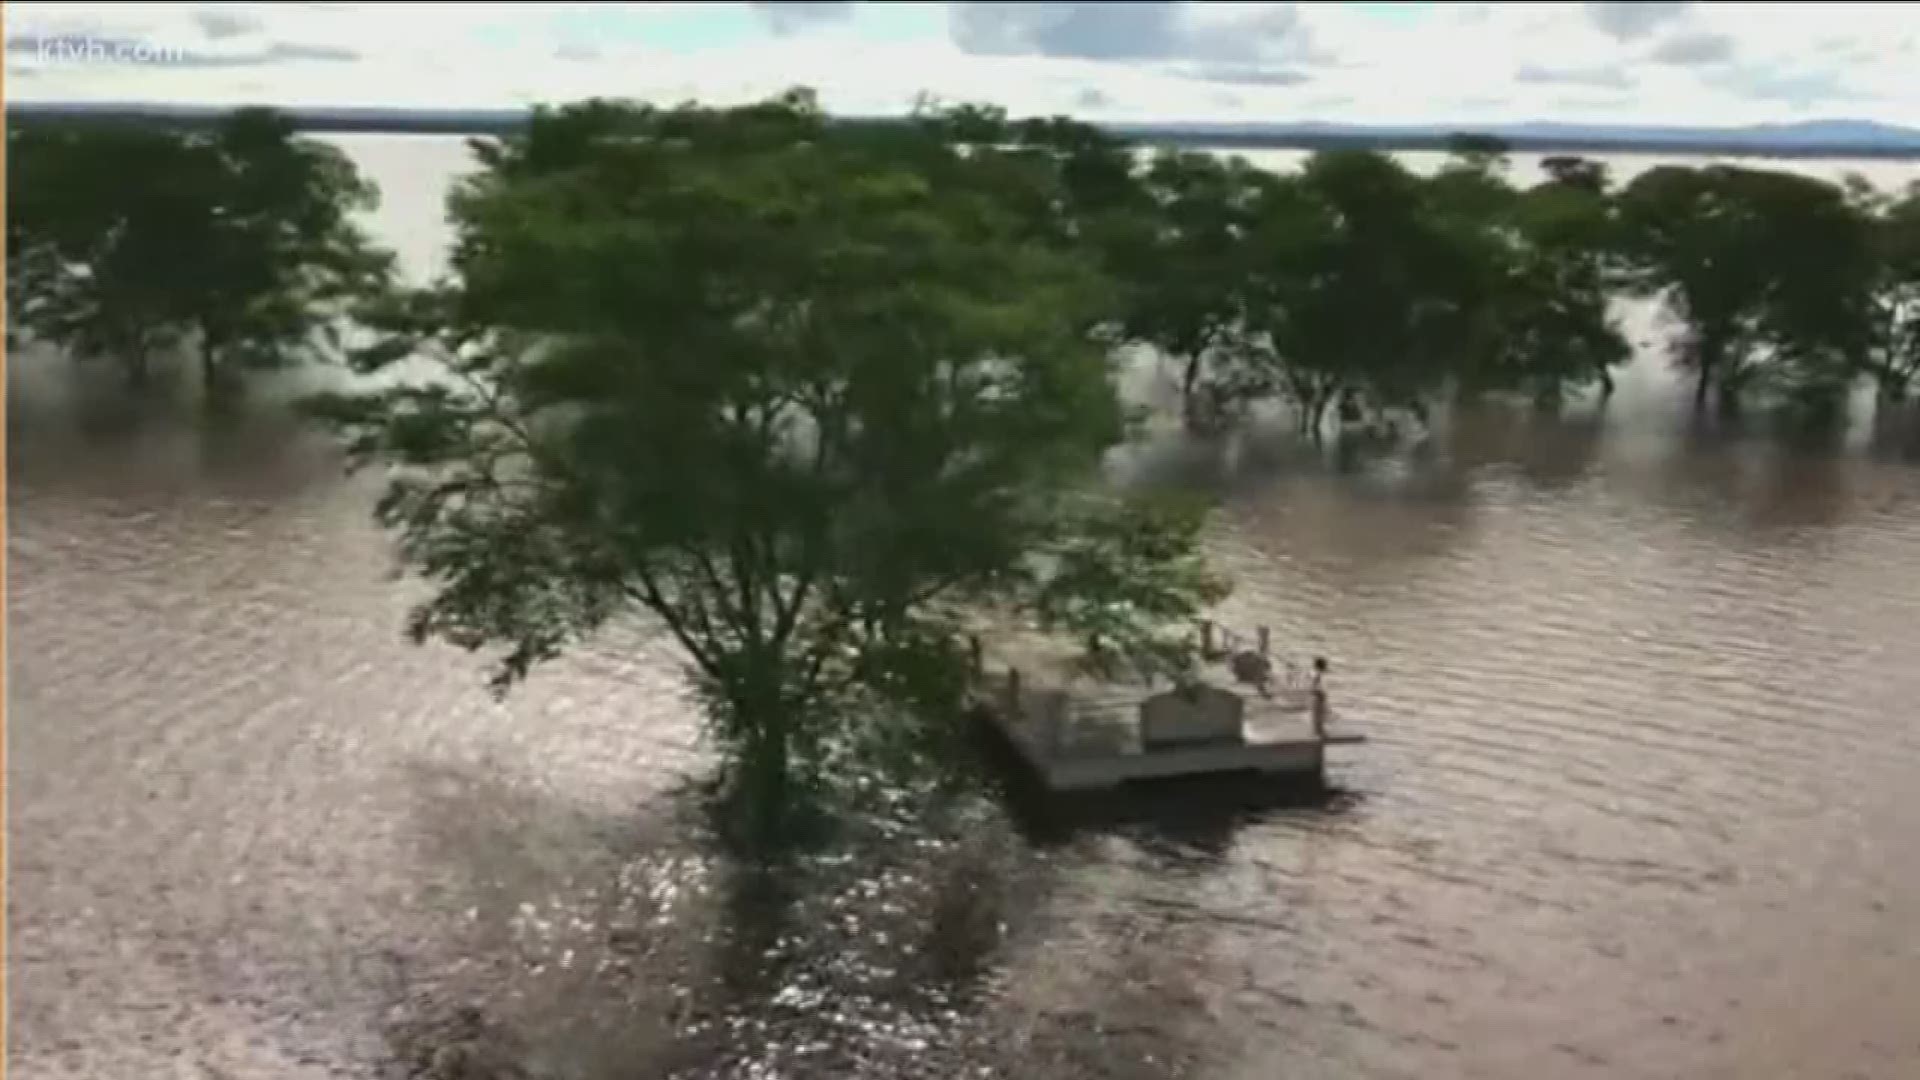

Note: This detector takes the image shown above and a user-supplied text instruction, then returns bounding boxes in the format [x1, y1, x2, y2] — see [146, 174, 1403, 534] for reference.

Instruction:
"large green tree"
[1423, 144, 1528, 395]
[1618, 164, 1872, 413]
[8, 123, 199, 381]
[1474, 158, 1631, 404]
[176, 107, 392, 391]
[1107, 149, 1275, 431]
[7, 108, 389, 392]
[1244, 150, 1486, 439]
[1617, 165, 1766, 411]
[1848, 180, 1920, 405]
[307, 91, 1223, 852]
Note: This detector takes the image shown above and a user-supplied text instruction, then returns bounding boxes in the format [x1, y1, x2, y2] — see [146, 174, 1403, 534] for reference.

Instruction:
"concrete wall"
[1140, 685, 1246, 748]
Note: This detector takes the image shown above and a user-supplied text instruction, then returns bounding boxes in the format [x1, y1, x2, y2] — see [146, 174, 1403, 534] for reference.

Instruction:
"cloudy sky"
[7, 2, 1918, 126]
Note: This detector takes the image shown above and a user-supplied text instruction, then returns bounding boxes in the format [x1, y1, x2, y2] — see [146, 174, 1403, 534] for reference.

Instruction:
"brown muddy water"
[9, 140, 1920, 1080]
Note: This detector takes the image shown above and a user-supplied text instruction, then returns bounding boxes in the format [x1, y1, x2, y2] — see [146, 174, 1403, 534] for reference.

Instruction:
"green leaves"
[1237, 150, 1495, 435]
[1465, 169, 1631, 404]
[309, 91, 1225, 852]
[1618, 163, 1880, 410]
[1029, 492, 1229, 685]
[7, 109, 392, 391]
[1863, 187, 1920, 402]
[1098, 140, 1902, 430]
[1105, 149, 1273, 429]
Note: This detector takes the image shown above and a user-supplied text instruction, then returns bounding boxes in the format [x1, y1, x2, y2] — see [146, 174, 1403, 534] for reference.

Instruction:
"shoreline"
[11, 103, 1920, 160]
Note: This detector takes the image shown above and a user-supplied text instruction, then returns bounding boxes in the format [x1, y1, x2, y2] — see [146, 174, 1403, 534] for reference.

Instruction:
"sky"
[6, 2, 1919, 127]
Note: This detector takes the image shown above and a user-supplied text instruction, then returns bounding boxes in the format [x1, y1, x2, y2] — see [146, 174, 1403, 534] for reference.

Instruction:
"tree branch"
[623, 570, 726, 685]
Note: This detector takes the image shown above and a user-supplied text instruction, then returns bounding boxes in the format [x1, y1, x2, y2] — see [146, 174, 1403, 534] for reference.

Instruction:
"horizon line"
[10, 100, 1920, 156]
[8, 99, 1914, 127]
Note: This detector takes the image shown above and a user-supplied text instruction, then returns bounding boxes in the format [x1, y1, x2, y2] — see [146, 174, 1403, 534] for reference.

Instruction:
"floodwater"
[10, 140, 1920, 1080]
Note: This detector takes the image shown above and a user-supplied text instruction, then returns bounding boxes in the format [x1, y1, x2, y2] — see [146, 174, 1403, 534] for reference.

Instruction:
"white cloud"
[3, 1, 1917, 127]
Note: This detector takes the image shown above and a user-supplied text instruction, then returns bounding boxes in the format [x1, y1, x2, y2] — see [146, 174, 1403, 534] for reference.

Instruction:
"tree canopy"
[1847, 180, 1920, 405]
[1110, 149, 1275, 431]
[1100, 140, 1903, 435]
[11, 99, 1912, 433]
[7, 108, 391, 392]
[1617, 163, 1878, 413]
[307, 91, 1225, 850]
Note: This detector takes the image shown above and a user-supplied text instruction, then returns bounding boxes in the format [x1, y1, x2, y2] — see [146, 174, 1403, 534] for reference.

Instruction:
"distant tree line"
[10, 100, 1917, 429]
[1090, 128, 1920, 437]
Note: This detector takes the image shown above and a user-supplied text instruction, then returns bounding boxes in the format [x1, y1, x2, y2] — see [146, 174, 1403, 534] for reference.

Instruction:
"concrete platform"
[968, 671, 1365, 793]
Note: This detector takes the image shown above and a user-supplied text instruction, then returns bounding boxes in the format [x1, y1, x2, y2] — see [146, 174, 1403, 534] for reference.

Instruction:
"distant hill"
[1106, 118, 1920, 157]
[11, 101, 1920, 158]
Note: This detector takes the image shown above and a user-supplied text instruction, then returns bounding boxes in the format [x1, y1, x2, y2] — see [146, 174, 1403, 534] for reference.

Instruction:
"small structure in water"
[966, 620, 1365, 794]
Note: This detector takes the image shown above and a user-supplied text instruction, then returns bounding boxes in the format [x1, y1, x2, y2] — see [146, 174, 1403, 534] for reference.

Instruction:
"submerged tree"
[307, 91, 1224, 853]
[8, 123, 199, 382]
[1749, 171, 1878, 419]
[1474, 160, 1631, 404]
[1850, 181, 1920, 406]
[1616, 165, 1769, 411]
[1244, 150, 1487, 439]
[1618, 164, 1873, 413]
[176, 107, 393, 392]
[6, 108, 389, 392]
[1540, 154, 1611, 195]
[1442, 131, 1513, 173]
[1112, 150, 1274, 431]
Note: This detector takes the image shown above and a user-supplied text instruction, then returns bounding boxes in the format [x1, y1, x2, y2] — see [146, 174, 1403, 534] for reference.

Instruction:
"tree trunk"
[1876, 368, 1908, 407]
[1306, 390, 1335, 444]
[745, 720, 791, 852]
[124, 348, 151, 388]
[1180, 354, 1203, 431]
[1597, 366, 1615, 399]
[203, 340, 237, 402]
[1717, 380, 1743, 419]
[1692, 332, 1728, 414]
[730, 678, 796, 857]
